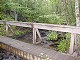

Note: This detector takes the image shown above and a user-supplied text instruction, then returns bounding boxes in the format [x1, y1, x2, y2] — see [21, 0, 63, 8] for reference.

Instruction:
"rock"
[0, 48, 23, 60]
[9, 56, 16, 60]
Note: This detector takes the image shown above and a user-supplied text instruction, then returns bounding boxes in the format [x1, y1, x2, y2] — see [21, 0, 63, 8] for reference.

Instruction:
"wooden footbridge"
[0, 20, 80, 60]
[0, 36, 80, 60]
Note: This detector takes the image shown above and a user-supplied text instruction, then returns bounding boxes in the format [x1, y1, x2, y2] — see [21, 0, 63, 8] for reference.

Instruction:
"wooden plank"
[6, 24, 8, 35]
[1, 21, 80, 54]
[33, 28, 42, 44]
[0, 21, 80, 34]
[69, 33, 75, 54]
[0, 20, 6, 24]
[34, 23, 80, 34]
[36, 29, 42, 41]
[0, 36, 80, 60]
[6, 21, 33, 28]
[8, 25, 14, 33]
[8, 24, 14, 33]
[33, 28, 37, 44]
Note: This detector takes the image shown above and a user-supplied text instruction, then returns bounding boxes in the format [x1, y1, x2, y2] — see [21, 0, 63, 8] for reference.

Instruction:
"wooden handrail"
[0, 20, 80, 54]
[0, 20, 80, 34]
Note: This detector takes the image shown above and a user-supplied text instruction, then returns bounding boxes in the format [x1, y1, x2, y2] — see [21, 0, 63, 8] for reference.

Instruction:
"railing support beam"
[33, 28, 37, 44]
[69, 33, 75, 54]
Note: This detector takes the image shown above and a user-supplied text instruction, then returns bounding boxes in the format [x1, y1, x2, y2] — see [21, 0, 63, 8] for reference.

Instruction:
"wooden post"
[74, 34, 78, 50]
[69, 33, 75, 54]
[33, 28, 42, 44]
[6, 24, 8, 35]
[33, 28, 37, 44]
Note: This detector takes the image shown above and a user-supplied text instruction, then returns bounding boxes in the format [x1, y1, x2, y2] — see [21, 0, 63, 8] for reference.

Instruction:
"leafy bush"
[47, 31, 58, 40]
[14, 30, 24, 36]
[58, 39, 70, 53]
[12, 30, 25, 38]
[12, 26, 30, 38]
[57, 33, 70, 53]
[0, 25, 6, 36]
[0, 13, 4, 20]
[3, 15, 14, 21]
[65, 33, 71, 39]
[36, 14, 66, 25]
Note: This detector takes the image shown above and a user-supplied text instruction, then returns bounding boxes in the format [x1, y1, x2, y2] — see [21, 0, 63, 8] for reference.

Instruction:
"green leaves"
[36, 14, 66, 24]
[58, 39, 70, 53]
[58, 33, 70, 53]
[47, 31, 58, 40]
[0, 25, 6, 36]
[0, 0, 76, 24]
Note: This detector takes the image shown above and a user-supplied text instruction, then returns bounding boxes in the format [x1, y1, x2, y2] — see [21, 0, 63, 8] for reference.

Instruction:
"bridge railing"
[0, 20, 80, 54]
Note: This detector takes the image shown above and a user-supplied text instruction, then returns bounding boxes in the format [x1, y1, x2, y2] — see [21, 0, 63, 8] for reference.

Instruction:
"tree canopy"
[0, 0, 79, 25]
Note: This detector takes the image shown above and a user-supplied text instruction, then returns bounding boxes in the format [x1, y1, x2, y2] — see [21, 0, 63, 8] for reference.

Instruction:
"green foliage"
[57, 33, 70, 53]
[0, 13, 4, 20]
[0, 25, 6, 36]
[36, 14, 66, 24]
[12, 30, 26, 38]
[65, 33, 71, 39]
[47, 31, 58, 40]
[3, 15, 14, 21]
[58, 39, 70, 53]
[12, 26, 30, 38]
[0, 0, 76, 25]
[14, 30, 24, 36]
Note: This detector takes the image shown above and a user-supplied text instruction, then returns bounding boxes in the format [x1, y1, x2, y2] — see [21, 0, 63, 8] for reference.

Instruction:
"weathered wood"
[33, 28, 37, 44]
[8, 24, 14, 33]
[36, 29, 42, 41]
[0, 36, 80, 60]
[35, 23, 80, 34]
[33, 28, 42, 44]
[1, 21, 80, 54]
[6, 24, 8, 35]
[69, 33, 75, 54]
[0, 20, 6, 24]
[0, 21, 80, 34]
[7, 21, 32, 28]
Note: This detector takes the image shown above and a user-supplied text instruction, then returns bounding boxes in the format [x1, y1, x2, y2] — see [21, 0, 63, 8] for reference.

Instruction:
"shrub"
[57, 39, 70, 53]
[36, 14, 66, 25]
[0, 25, 6, 36]
[65, 33, 71, 39]
[47, 31, 58, 41]
[57, 33, 70, 53]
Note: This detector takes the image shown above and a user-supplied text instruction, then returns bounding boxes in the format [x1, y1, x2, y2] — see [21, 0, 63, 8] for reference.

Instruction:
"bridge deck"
[0, 36, 80, 60]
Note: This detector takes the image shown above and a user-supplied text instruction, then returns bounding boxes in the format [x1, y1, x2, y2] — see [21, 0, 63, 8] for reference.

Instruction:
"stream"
[0, 48, 23, 60]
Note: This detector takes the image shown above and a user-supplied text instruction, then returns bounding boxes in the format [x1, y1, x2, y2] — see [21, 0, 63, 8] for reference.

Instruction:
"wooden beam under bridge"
[0, 20, 80, 54]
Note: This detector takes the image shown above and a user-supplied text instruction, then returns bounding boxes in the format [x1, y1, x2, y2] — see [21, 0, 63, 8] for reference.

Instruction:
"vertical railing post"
[6, 23, 8, 35]
[69, 33, 75, 54]
[33, 28, 37, 44]
[33, 28, 42, 44]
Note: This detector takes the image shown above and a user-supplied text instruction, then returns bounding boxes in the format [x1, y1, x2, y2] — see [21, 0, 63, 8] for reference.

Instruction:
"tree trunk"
[75, 0, 80, 26]
[14, 11, 18, 21]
